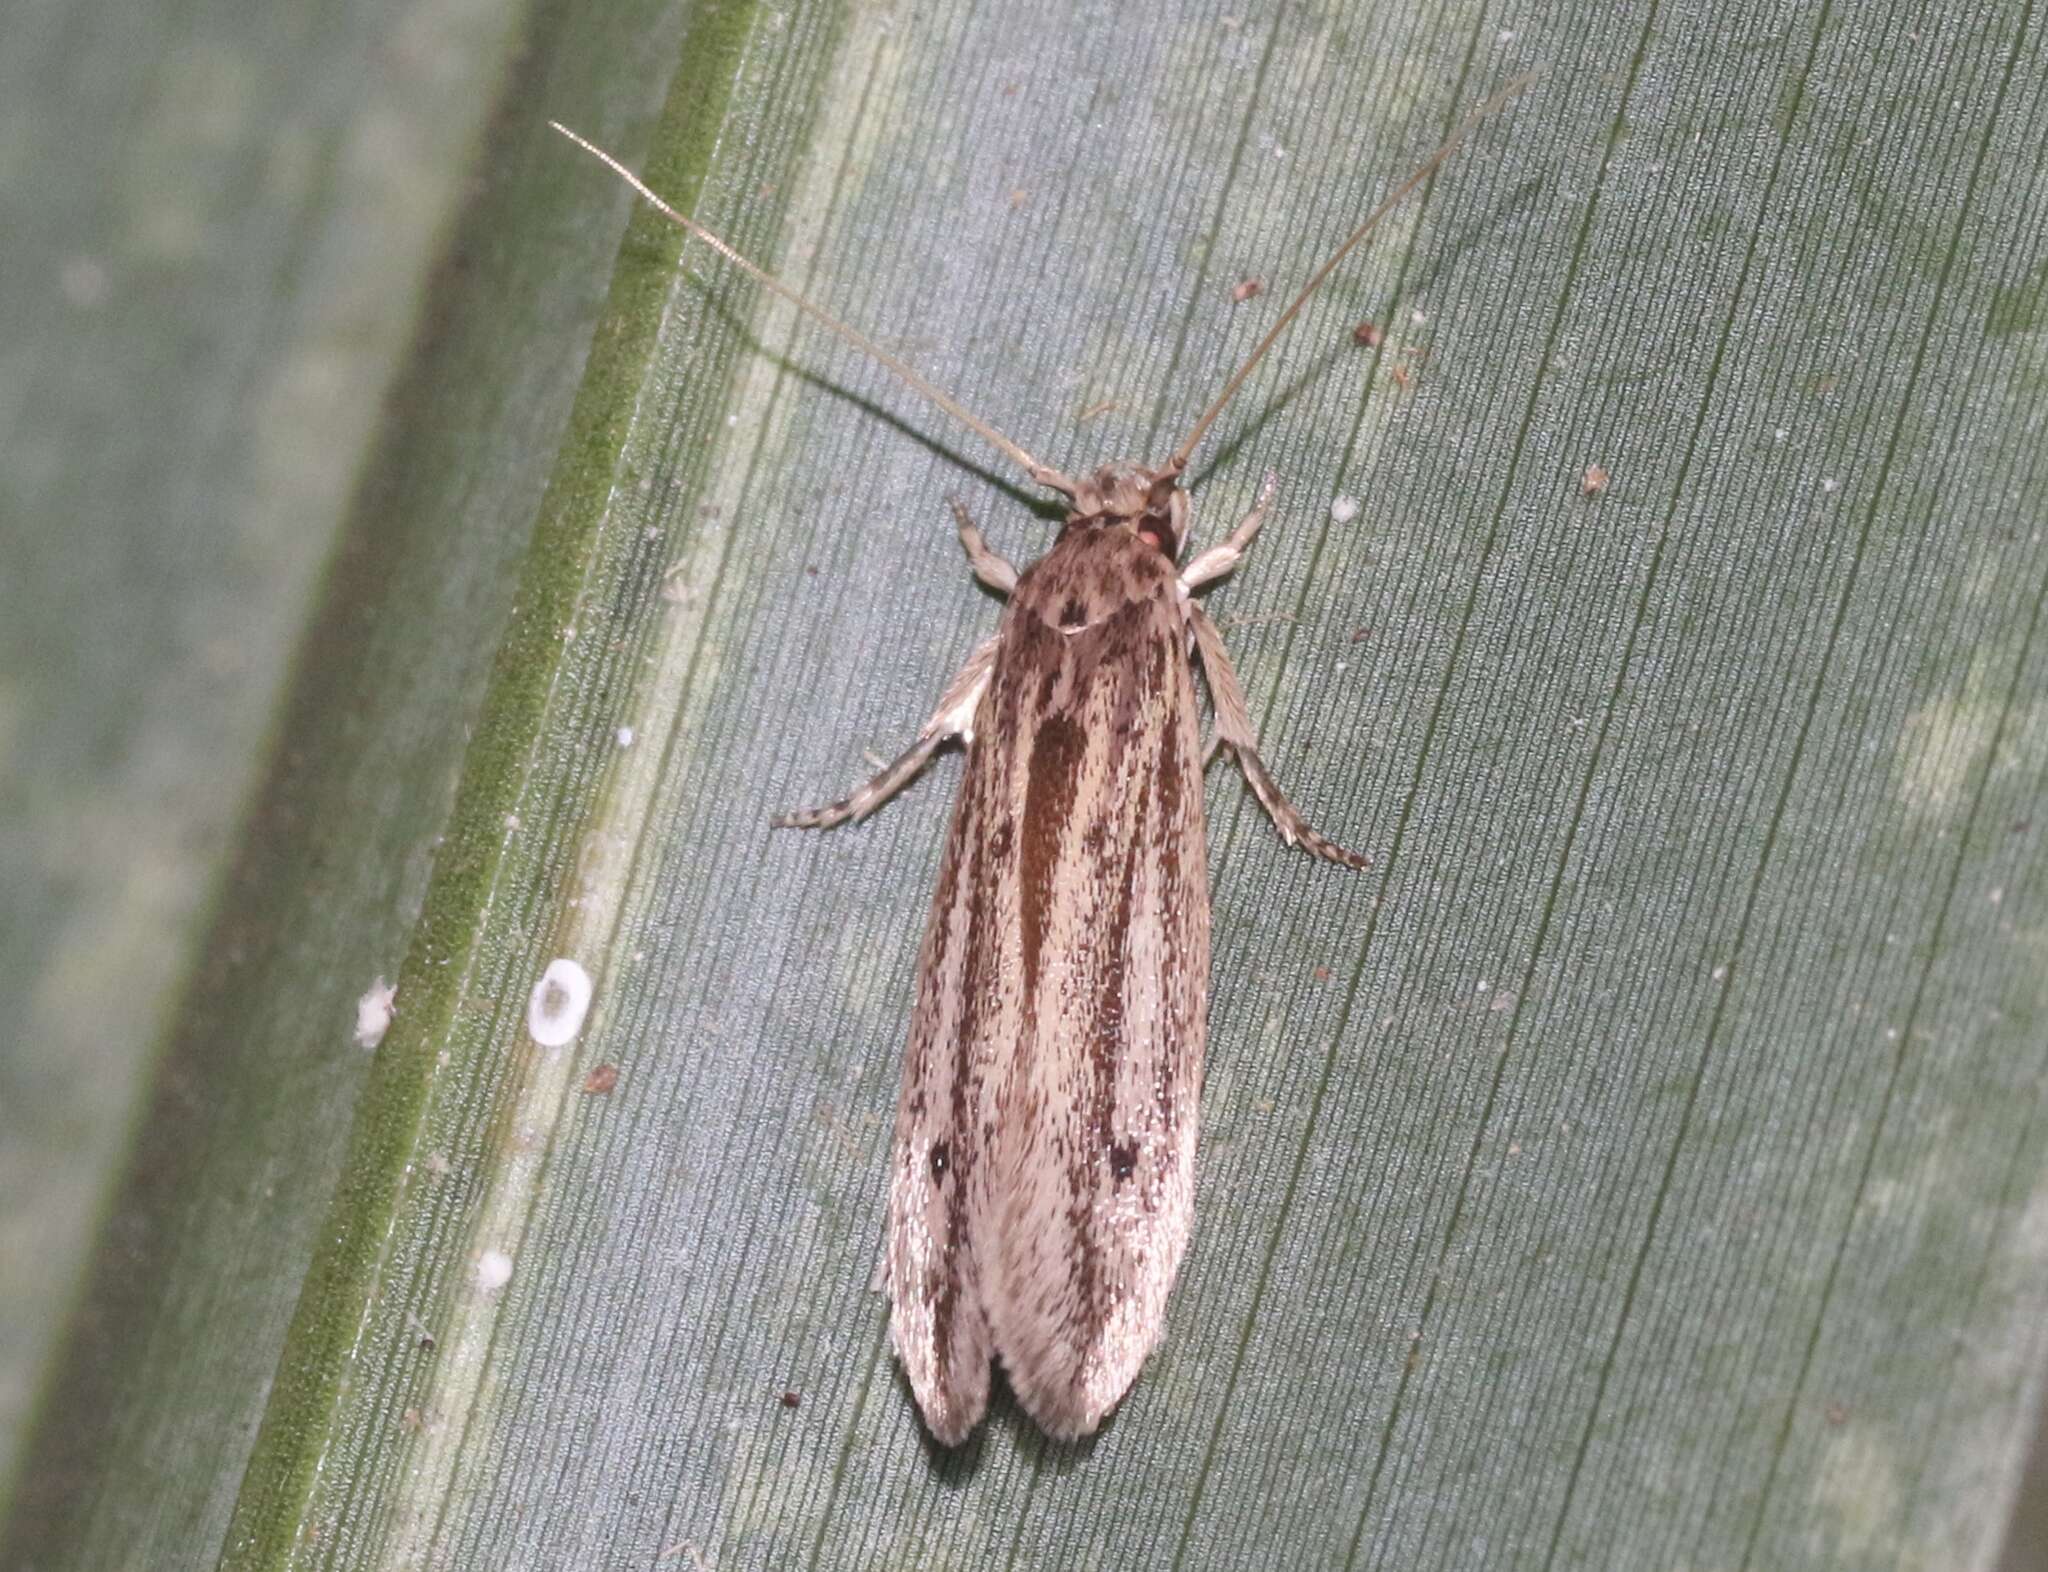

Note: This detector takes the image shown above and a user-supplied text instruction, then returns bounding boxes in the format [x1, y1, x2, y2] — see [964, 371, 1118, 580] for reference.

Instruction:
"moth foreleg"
[771, 634, 999, 830]
[1180, 471, 1278, 593]
[1187, 602, 1370, 870]
[949, 499, 1019, 597]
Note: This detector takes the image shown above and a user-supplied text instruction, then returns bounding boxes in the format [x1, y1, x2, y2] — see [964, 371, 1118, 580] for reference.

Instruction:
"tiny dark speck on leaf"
[581, 1063, 620, 1095]
[1352, 320, 1381, 347]
[780, 1390, 801, 1410]
[1313, 965, 1332, 983]
[1231, 276, 1264, 303]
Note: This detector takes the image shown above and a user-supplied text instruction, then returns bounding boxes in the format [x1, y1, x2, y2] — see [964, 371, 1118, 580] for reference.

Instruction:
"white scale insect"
[553, 72, 1528, 1446]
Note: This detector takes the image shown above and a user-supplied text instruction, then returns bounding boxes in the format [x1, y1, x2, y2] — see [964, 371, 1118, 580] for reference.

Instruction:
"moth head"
[1066, 461, 1190, 559]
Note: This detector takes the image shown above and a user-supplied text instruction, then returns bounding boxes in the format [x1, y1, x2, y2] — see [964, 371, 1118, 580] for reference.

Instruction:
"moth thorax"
[1067, 462, 1189, 559]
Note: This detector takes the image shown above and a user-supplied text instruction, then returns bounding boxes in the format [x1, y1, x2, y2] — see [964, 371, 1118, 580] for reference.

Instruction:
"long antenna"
[1168, 71, 1536, 471]
[550, 121, 1074, 496]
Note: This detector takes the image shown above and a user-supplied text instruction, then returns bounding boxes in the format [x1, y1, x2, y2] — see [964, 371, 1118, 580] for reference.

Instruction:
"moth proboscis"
[551, 70, 1531, 1447]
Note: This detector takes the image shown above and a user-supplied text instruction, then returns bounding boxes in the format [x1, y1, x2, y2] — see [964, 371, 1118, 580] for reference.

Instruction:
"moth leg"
[771, 634, 999, 830]
[1180, 470, 1278, 593]
[1187, 602, 1370, 869]
[949, 498, 1018, 596]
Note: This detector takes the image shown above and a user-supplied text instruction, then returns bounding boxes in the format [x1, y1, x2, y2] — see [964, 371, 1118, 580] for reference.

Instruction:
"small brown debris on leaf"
[1352, 320, 1382, 348]
[780, 1390, 802, 1410]
[1231, 276, 1265, 304]
[581, 1063, 620, 1095]
[1581, 463, 1610, 497]
[1825, 1401, 1850, 1426]
[1076, 398, 1119, 423]
[1313, 965, 1333, 983]
[1390, 363, 1412, 393]
[1350, 626, 1372, 644]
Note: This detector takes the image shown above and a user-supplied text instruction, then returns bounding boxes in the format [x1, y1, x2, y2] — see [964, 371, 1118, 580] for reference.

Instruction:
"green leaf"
[9, 0, 2047, 1568]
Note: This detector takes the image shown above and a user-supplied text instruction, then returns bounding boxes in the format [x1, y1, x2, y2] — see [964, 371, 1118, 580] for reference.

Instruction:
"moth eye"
[1109, 1140, 1137, 1183]
[929, 1143, 951, 1183]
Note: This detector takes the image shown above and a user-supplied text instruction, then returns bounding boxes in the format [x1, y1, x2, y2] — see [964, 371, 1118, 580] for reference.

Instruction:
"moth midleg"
[948, 499, 1018, 596]
[1184, 474, 1275, 770]
[771, 633, 999, 829]
[1180, 471, 1278, 592]
[1187, 602, 1370, 870]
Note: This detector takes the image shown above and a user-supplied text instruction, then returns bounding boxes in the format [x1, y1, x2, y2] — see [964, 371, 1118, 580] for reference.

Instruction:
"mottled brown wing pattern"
[884, 700, 1008, 1444]
[887, 527, 1207, 1443]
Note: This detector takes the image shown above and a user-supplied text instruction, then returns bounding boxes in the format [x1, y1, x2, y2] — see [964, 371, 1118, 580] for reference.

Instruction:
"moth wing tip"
[901, 1361, 989, 1448]
[922, 1408, 979, 1448]
[1011, 1379, 1123, 1446]
[998, 1326, 1150, 1446]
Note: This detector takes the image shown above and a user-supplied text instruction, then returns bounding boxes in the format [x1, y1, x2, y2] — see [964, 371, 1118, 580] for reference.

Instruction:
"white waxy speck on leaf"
[527, 958, 593, 1048]
[355, 977, 398, 1048]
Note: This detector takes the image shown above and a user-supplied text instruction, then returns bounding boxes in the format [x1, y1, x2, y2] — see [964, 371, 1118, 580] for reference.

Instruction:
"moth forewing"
[946, 526, 1208, 1441]
[553, 74, 1528, 1446]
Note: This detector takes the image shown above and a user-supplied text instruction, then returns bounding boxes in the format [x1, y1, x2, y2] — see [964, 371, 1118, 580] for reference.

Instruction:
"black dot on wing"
[1109, 1140, 1137, 1183]
[1060, 597, 1088, 627]
[930, 1142, 951, 1184]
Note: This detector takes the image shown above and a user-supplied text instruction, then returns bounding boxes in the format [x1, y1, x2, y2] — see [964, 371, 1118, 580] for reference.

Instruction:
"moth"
[553, 74, 1526, 1446]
